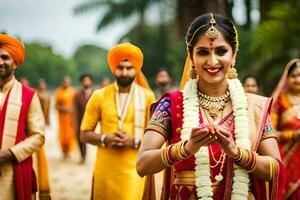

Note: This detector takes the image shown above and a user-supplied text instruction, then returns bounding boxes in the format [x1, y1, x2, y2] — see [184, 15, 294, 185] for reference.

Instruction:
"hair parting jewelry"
[205, 13, 220, 39]
[186, 24, 206, 47]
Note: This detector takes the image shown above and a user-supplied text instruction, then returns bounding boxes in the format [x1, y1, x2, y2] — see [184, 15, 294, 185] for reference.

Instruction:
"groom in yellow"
[80, 43, 155, 199]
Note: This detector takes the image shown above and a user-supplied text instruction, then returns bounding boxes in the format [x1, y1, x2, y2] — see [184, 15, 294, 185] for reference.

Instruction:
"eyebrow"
[196, 45, 228, 50]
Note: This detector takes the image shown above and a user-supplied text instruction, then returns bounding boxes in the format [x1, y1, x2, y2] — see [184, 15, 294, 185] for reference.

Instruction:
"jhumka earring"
[227, 67, 238, 79]
[189, 65, 197, 79]
[205, 13, 220, 39]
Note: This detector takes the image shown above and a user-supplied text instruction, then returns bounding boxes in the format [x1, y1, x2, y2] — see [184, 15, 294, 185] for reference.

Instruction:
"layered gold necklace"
[198, 89, 230, 119]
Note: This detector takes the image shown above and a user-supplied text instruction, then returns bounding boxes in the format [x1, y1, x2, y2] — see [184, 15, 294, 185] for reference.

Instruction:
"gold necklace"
[198, 89, 230, 119]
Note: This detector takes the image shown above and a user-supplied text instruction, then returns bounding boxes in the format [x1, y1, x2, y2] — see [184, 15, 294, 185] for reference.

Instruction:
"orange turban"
[107, 42, 151, 89]
[107, 42, 143, 74]
[0, 34, 25, 67]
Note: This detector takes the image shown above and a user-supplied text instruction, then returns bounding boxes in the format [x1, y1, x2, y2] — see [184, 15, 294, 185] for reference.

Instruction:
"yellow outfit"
[81, 83, 155, 200]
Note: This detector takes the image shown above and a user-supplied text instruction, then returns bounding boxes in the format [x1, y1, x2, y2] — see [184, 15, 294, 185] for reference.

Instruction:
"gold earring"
[189, 66, 197, 79]
[227, 67, 238, 79]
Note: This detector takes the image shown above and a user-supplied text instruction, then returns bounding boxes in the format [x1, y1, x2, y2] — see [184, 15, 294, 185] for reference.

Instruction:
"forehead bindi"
[195, 34, 229, 50]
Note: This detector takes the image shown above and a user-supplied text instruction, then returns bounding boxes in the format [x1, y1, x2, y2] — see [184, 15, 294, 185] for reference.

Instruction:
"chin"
[202, 76, 226, 84]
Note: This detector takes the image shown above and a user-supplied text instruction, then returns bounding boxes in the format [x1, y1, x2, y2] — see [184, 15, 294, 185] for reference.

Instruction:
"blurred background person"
[243, 75, 261, 94]
[271, 58, 300, 199]
[55, 76, 76, 160]
[20, 76, 30, 86]
[99, 75, 111, 88]
[154, 67, 175, 99]
[73, 73, 94, 164]
[36, 79, 51, 126]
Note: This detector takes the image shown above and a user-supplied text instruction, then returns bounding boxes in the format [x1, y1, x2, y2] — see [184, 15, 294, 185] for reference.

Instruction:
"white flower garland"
[181, 78, 250, 200]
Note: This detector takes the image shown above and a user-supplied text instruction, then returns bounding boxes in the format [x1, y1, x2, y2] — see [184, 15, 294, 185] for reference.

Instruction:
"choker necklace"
[198, 89, 230, 118]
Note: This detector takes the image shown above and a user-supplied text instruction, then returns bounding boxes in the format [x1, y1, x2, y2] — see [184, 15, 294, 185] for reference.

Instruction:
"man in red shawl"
[0, 33, 46, 200]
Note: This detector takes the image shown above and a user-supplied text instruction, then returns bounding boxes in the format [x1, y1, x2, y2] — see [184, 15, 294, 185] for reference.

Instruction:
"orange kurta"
[55, 86, 76, 156]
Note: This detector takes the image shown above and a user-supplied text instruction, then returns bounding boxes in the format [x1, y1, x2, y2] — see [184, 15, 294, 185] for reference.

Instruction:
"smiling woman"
[137, 13, 284, 200]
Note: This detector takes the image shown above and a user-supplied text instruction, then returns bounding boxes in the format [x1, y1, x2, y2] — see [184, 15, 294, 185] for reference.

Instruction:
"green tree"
[249, 0, 300, 94]
[72, 44, 111, 84]
[15, 43, 76, 89]
[74, 0, 161, 32]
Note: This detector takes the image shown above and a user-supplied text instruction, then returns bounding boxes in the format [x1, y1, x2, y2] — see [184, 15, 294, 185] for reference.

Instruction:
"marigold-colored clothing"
[0, 78, 45, 200]
[55, 86, 76, 156]
[271, 92, 300, 199]
[145, 91, 282, 200]
[271, 58, 300, 200]
[81, 83, 155, 200]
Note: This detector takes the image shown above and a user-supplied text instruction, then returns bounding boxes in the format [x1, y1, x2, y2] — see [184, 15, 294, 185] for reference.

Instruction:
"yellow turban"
[107, 42, 151, 89]
[0, 34, 25, 67]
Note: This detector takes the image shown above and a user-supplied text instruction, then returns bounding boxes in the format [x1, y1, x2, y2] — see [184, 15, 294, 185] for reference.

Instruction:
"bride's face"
[192, 33, 235, 85]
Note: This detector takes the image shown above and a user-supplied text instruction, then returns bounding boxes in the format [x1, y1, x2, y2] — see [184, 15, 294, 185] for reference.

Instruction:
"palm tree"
[74, 0, 162, 32]
[250, 0, 300, 94]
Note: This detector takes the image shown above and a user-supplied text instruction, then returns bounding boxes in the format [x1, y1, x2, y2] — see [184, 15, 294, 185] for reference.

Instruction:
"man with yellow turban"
[0, 33, 49, 200]
[80, 42, 155, 199]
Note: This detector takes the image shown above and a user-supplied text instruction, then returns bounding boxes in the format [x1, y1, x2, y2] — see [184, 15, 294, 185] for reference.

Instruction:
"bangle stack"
[233, 147, 258, 172]
[100, 134, 106, 147]
[161, 140, 190, 167]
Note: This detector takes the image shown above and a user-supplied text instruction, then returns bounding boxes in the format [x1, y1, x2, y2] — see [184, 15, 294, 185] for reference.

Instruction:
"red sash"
[0, 85, 37, 200]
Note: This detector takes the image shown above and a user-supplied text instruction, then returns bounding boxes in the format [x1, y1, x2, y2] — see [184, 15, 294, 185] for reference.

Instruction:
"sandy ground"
[44, 97, 96, 200]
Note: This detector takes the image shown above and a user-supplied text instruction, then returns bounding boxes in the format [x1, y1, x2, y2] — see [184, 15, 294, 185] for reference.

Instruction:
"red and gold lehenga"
[271, 59, 300, 199]
[145, 91, 283, 200]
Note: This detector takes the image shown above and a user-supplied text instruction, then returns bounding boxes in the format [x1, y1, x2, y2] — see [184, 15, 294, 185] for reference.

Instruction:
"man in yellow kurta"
[55, 76, 76, 159]
[0, 33, 46, 199]
[80, 43, 155, 200]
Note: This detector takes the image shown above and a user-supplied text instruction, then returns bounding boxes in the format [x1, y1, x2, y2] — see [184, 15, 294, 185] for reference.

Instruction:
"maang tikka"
[205, 13, 220, 39]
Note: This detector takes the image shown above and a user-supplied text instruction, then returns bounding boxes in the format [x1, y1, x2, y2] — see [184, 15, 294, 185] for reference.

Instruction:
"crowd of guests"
[1, 12, 300, 200]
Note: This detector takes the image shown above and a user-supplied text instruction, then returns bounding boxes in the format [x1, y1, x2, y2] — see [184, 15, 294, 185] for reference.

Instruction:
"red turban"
[0, 34, 25, 67]
[107, 42, 143, 74]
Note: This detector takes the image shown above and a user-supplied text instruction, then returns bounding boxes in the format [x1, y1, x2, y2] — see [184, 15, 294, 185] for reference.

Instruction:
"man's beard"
[116, 76, 135, 87]
[0, 65, 14, 80]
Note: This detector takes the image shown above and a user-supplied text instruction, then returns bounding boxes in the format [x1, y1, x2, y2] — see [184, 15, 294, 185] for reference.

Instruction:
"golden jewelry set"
[198, 89, 230, 118]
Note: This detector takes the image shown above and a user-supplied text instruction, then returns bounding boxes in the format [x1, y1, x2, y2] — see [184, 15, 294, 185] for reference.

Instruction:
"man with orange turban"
[0, 33, 49, 199]
[80, 42, 155, 199]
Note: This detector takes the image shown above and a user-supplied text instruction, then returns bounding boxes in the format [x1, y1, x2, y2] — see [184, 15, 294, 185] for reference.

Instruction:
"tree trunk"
[176, 0, 226, 37]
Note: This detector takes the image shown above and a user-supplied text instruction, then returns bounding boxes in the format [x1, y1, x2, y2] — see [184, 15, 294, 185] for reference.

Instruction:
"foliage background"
[15, 0, 299, 95]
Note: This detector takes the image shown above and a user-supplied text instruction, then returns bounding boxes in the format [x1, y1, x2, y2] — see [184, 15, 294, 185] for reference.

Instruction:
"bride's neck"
[197, 79, 228, 97]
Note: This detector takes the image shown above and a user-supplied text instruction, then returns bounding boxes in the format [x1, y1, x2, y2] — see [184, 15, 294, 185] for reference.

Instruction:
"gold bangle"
[248, 152, 258, 172]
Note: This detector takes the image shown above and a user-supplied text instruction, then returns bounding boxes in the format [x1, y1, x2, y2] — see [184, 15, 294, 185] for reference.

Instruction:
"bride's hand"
[185, 125, 217, 155]
[214, 125, 238, 158]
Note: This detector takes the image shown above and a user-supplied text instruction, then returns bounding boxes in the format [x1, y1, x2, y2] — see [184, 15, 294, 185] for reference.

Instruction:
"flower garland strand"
[227, 78, 250, 200]
[181, 78, 250, 200]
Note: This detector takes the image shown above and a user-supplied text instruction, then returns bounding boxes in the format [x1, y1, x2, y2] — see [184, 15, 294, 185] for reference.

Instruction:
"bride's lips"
[204, 67, 223, 75]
